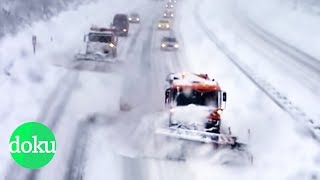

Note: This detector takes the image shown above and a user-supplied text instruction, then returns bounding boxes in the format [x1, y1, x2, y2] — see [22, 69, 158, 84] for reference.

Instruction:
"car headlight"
[123, 29, 127, 32]
[158, 24, 161, 27]
[171, 14, 174, 17]
[171, 5, 173, 7]
[161, 43, 166, 48]
[164, 14, 167, 16]
[129, 18, 132, 20]
[174, 44, 179, 48]
[109, 43, 115, 48]
[216, 109, 223, 115]
[137, 18, 140, 21]
[166, 24, 170, 28]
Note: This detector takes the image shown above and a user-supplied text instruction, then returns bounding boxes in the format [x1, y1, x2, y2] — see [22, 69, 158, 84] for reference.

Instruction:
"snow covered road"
[71, 0, 320, 179]
[1, 0, 320, 179]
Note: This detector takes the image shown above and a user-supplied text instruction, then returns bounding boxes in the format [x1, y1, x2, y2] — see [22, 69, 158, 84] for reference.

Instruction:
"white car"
[128, 13, 140, 23]
[161, 37, 179, 51]
[157, 19, 170, 30]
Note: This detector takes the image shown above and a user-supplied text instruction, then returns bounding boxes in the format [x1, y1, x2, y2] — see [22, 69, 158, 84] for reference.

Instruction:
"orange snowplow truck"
[165, 73, 227, 133]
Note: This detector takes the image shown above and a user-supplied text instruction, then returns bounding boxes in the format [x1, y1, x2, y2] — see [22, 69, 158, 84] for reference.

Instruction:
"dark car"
[112, 14, 129, 36]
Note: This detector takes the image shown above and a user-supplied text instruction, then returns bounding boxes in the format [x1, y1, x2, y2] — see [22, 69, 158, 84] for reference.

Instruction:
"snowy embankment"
[237, 0, 320, 60]
[0, 0, 90, 38]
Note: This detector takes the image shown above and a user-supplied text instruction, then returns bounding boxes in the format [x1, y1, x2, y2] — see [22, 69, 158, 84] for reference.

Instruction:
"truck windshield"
[172, 89, 219, 107]
[113, 15, 128, 24]
[88, 33, 112, 43]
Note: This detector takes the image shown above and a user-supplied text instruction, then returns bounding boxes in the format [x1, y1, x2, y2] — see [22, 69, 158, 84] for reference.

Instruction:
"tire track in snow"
[64, 116, 94, 180]
[244, 18, 320, 75]
[64, 9, 160, 179]
[229, 18, 320, 95]
[6, 5, 147, 179]
[193, 1, 320, 142]
[234, 14, 320, 95]
[5, 70, 79, 180]
[64, 114, 121, 180]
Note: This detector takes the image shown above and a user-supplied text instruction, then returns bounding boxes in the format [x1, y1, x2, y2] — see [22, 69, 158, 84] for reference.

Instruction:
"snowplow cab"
[83, 26, 118, 57]
[165, 72, 227, 133]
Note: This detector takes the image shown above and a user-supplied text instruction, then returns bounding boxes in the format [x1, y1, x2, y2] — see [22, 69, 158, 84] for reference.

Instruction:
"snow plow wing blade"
[75, 53, 99, 61]
[75, 53, 113, 62]
[156, 126, 237, 145]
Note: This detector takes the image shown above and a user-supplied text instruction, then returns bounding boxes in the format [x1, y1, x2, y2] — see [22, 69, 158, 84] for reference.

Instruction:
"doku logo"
[9, 122, 56, 169]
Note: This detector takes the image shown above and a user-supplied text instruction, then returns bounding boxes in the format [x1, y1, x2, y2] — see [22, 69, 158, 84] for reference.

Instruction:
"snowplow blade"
[155, 126, 253, 164]
[75, 53, 113, 62]
[156, 126, 237, 145]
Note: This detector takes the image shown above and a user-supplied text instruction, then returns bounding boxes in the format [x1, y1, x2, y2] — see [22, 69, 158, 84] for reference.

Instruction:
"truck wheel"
[112, 50, 117, 58]
[205, 121, 220, 134]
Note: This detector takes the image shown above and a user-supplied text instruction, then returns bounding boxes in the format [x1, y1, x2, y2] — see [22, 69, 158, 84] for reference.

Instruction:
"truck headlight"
[174, 44, 179, 48]
[164, 14, 167, 16]
[216, 109, 223, 115]
[171, 14, 174, 17]
[161, 43, 166, 48]
[158, 24, 161, 27]
[137, 18, 140, 21]
[109, 43, 115, 48]
[123, 29, 127, 32]
[129, 18, 132, 20]
[166, 24, 169, 28]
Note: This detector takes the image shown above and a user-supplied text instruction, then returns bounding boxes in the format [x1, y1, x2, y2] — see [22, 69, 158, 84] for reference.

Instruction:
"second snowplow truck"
[75, 26, 118, 61]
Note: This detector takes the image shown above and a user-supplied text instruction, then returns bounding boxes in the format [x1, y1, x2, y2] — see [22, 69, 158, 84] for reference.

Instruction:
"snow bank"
[0, 0, 91, 37]
[237, 0, 320, 59]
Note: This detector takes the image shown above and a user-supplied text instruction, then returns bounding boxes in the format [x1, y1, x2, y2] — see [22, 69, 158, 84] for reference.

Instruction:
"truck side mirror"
[83, 35, 88, 42]
[165, 88, 171, 104]
[220, 91, 227, 110]
[222, 92, 227, 102]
